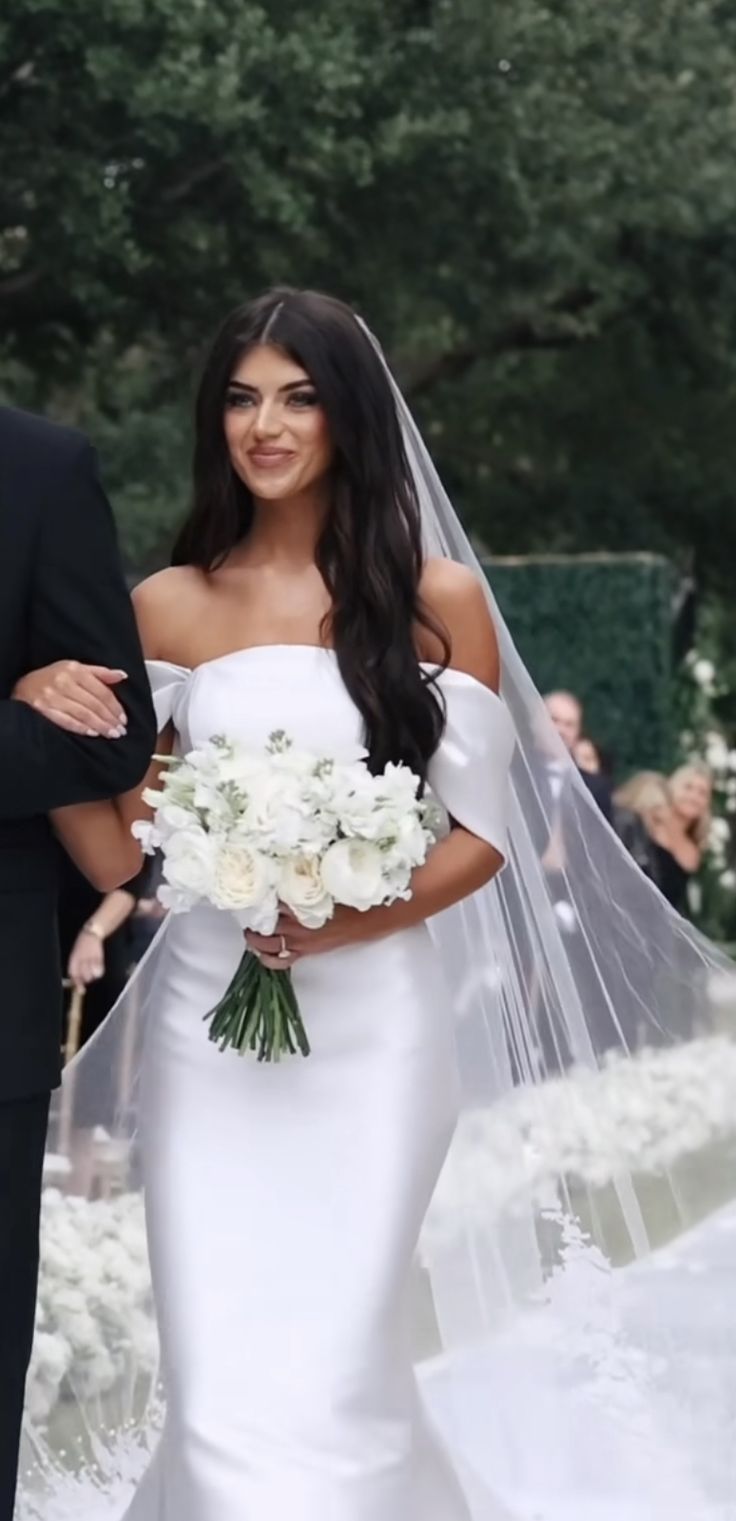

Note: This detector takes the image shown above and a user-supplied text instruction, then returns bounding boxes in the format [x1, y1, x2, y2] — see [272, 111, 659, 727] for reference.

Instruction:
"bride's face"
[224, 344, 334, 501]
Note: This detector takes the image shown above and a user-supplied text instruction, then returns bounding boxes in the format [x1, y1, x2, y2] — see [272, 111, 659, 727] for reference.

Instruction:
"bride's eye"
[225, 389, 255, 410]
[288, 390, 319, 409]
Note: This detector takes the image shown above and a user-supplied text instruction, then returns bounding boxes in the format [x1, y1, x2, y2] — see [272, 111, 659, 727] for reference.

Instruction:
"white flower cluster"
[691, 656, 717, 696]
[134, 731, 440, 932]
[705, 747, 736, 889]
[421, 1035, 736, 1253]
[28, 1191, 156, 1426]
[683, 649, 736, 893]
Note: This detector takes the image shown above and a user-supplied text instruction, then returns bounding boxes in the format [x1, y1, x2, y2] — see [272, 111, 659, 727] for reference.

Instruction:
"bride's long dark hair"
[172, 288, 449, 779]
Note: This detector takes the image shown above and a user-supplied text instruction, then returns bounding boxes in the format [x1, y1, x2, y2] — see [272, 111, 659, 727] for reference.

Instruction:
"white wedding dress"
[120, 644, 514, 1521]
[21, 648, 736, 1521]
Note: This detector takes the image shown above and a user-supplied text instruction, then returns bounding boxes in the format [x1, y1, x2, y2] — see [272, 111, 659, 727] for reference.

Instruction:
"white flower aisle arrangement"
[133, 731, 439, 1061]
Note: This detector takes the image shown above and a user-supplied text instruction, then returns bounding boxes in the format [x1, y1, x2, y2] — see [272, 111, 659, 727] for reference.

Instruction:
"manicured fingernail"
[108, 725, 125, 739]
[86, 728, 97, 736]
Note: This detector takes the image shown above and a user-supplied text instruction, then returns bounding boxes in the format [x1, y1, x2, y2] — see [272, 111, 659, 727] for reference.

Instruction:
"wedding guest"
[573, 735, 615, 782]
[613, 768, 711, 914]
[662, 763, 713, 911]
[543, 691, 613, 824]
[58, 849, 153, 1056]
[610, 771, 664, 885]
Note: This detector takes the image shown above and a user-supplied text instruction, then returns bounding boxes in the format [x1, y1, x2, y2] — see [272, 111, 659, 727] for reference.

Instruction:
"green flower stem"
[204, 950, 311, 1061]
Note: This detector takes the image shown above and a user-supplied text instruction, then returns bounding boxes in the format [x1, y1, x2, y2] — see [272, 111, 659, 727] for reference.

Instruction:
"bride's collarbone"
[137, 565, 333, 670]
[158, 630, 332, 670]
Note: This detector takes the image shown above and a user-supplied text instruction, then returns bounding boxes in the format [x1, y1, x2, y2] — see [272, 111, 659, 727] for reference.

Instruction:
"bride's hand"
[13, 660, 128, 737]
[245, 905, 384, 970]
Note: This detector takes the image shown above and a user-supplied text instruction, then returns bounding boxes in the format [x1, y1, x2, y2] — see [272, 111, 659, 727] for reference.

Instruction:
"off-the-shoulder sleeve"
[427, 669, 515, 861]
[145, 660, 191, 734]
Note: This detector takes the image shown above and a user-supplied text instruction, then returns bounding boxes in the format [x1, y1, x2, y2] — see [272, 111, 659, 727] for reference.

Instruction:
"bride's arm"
[50, 730, 173, 892]
[251, 564, 507, 966]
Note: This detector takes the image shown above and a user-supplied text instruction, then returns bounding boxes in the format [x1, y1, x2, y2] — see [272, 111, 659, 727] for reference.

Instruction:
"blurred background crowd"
[2, 0, 736, 1051]
[544, 687, 714, 918]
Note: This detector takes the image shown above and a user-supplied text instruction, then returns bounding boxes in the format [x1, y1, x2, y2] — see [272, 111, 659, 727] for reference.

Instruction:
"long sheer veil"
[18, 334, 736, 1520]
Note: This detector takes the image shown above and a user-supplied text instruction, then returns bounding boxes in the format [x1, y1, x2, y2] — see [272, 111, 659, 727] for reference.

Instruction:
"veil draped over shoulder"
[17, 337, 736, 1521]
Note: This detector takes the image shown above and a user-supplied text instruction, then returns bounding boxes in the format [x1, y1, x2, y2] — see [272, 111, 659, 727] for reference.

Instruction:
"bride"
[20, 289, 736, 1521]
[30, 289, 515, 1520]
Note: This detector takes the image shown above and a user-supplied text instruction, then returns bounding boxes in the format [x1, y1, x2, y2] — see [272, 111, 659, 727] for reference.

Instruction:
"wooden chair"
[63, 978, 85, 1066]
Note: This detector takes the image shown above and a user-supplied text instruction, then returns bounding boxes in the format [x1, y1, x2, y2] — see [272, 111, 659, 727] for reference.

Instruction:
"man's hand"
[13, 661, 128, 738]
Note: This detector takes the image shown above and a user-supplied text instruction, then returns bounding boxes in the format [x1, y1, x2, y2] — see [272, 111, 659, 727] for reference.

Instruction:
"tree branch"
[162, 161, 227, 204]
[401, 289, 601, 398]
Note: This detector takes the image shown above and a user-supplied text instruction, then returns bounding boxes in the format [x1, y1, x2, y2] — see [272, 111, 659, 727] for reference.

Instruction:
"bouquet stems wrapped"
[207, 954, 310, 1062]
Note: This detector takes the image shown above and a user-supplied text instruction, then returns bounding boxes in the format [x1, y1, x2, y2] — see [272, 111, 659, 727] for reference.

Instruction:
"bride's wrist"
[360, 897, 418, 942]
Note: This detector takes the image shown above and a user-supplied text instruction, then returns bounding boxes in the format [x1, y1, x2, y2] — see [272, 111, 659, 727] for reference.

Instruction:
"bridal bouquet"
[133, 732, 439, 1061]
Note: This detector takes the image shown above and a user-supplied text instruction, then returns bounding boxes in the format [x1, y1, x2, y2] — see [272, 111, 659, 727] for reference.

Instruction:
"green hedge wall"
[483, 553, 677, 779]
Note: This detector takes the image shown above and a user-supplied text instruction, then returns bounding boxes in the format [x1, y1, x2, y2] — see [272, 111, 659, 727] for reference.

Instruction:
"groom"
[0, 406, 155, 1519]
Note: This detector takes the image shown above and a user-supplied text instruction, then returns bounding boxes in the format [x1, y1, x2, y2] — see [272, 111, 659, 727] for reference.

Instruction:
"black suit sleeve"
[0, 439, 156, 818]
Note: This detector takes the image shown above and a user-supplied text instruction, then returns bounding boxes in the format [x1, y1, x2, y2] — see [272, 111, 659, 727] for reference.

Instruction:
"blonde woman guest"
[612, 771, 668, 887]
[669, 764, 713, 856]
[614, 767, 712, 913]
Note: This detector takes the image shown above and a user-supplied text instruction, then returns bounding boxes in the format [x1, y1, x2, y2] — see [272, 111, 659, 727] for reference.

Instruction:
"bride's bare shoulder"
[419, 559, 500, 692]
[132, 566, 208, 661]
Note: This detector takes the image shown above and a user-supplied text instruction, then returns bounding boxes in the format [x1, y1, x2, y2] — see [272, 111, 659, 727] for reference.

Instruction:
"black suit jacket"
[0, 407, 156, 1101]
[578, 767, 613, 826]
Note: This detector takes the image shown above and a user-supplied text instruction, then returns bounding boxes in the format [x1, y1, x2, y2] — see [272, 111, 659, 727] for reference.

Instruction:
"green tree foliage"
[2, 0, 736, 582]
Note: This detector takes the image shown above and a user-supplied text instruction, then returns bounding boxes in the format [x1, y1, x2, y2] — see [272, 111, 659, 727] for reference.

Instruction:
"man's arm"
[0, 438, 156, 818]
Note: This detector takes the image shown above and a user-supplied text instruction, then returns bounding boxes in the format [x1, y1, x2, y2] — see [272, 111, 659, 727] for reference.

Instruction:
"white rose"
[161, 827, 216, 898]
[210, 842, 274, 919]
[278, 855, 334, 928]
[243, 774, 329, 855]
[320, 839, 386, 910]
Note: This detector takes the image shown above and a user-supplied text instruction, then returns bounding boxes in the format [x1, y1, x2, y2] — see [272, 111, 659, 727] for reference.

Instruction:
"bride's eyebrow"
[226, 379, 314, 395]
